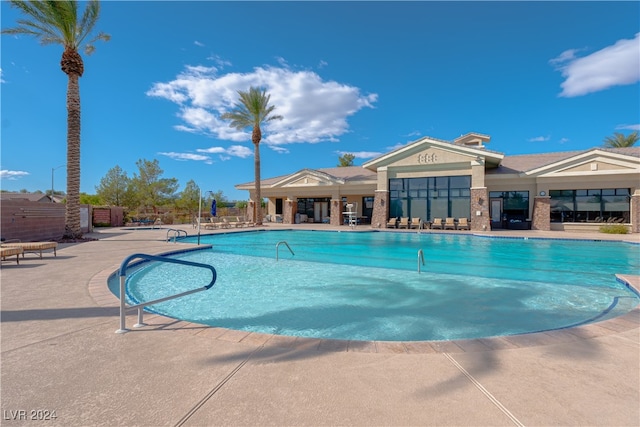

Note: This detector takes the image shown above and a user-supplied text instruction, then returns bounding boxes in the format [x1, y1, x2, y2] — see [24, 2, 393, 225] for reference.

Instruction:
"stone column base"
[371, 190, 389, 229]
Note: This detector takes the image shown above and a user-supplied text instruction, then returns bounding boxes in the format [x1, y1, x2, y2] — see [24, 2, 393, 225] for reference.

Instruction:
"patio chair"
[410, 218, 422, 229]
[202, 218, 218, 229]
[1, 241, 57, 259]
[398, 217, 410, 229]
[444, 217, 456, 230]
[1, 246, 23, 264]
[457, 217, 470, 230]
[431, 218, 443, 229]
[386, 218, 398, 228]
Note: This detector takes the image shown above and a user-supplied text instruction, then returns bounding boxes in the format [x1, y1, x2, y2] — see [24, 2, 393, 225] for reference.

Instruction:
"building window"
[389, 176, 471, 221]
[549, 188, 630, 223]
[275, 198, 283, 215]
[489, 191, 530, 222]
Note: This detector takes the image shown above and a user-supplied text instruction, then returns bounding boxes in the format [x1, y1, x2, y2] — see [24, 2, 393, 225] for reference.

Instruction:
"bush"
[599, 224, 628, 234]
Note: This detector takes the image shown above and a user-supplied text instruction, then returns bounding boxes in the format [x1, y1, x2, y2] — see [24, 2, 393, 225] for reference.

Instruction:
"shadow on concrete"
[1, 306, 120, 322]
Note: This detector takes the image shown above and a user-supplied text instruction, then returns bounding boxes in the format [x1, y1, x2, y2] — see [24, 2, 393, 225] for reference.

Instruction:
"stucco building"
[236, 133, 640, 233]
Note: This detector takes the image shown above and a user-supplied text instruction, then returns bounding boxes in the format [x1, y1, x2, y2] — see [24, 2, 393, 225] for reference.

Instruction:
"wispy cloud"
[616, 124, 640, 131]
[157, 144, 255, 164]
[147, 64, 378, 149]
[196, 145, 253, 159]
[0, 170, 29, 180]
[0, 68, 4, 84]
[528, 135, 550, 142]
[158, 152, 213, 164]
[206, 54, 232, 69]
[558, 137, 569, 144]
[550, 33, 640, 97]
[336, 150, 382, 160]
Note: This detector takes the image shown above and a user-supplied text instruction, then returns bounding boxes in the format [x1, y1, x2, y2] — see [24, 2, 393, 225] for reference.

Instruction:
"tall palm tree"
[603, 131, 639, 148]
[2, 0, 110, 238]
[221, 87, 282, 225]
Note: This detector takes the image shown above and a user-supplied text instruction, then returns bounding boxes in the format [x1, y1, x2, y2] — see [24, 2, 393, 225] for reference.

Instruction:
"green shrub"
[599, 224, 628, 234]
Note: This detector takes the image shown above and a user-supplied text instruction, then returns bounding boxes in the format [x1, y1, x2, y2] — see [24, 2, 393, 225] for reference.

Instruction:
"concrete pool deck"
[1, 224, 638, 426]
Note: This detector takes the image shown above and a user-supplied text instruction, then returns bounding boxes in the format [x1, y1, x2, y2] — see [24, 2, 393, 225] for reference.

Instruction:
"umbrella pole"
[197, 187, 202, 245]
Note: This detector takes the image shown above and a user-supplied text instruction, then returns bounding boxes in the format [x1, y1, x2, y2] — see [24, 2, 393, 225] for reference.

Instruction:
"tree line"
[95, 158, 233, 223]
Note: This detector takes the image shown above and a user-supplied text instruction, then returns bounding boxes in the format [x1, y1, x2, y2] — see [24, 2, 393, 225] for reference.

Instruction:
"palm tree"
[2, 0, 110, 238]
[221, 87, 282, 225]
[603, 131, 639, 148]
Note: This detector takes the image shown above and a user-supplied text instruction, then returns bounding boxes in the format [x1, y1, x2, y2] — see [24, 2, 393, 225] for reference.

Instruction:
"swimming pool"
[111, 230, 640, 341]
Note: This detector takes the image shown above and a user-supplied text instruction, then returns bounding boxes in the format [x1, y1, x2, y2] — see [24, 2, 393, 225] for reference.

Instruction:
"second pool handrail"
[116, 253, 217, 334]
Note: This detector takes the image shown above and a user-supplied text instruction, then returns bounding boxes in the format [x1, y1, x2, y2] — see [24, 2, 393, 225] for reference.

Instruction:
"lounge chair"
[203, 218, 219, 229]
[231, 216, 246, 228]
[457, 217, 470, 230]
[1, 246, 23, 264]
[444, 217, 456, 230]
[431, 218, 443, 229]
[386, 218, 398, 228]
[410, 218, 422, 229]
[1, 241, 57, 259]
[398, 217, 410, 229]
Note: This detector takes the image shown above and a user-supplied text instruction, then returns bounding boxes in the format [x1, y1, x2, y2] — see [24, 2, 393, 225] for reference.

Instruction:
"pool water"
[112, 230, 640, 341]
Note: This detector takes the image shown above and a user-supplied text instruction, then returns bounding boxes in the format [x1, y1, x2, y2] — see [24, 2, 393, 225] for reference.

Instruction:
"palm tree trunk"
[65, 73, 82, 238]
[254, 142, 262, 225]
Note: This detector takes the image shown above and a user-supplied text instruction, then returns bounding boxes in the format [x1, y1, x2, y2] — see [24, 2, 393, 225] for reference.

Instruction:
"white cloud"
[528, 135, 550, 142]
[147, 64, 378, 147]
[0, 170, 29, 180]
[195, 144, 253, 159]
[386, 142, 410, 151]
[551, 33, 640, 97]
[0, 68, 4, 84]
[206, 55, 232, 69]
[616, 124, 640, 131]
[558, 138, 569, 144]
[336, 150, 382, 159]
[194, 41, 205, 47]
[158, 152, 213, 164]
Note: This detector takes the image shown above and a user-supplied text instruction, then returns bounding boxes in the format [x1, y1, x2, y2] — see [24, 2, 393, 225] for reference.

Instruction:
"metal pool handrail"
[276, 241, 295, 261]
[166, 228, 188, 243]
[116, 253, 217, 334]
[417, 249, 425, 273]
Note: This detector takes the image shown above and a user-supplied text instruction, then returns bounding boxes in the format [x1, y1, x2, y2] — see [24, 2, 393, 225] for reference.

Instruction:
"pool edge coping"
[89, 245, 640, 354]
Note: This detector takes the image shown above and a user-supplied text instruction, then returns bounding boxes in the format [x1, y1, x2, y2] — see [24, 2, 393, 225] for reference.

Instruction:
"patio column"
[470, 187, 490, 231]
[282, 198, 296, 224]
[532, 196, 551, 231]
[371, 190, 389, 228]
[631, 193, 640, 233]
[247, 200, 256, 224]
[330, 199, 342, 226]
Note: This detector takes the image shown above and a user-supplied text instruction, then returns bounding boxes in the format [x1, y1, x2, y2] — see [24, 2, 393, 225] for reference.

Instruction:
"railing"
[166, 228, 188, 243]
[276, 241, 295, 261]
[417, 249, 425, 273]
[116, 253, 217, 334]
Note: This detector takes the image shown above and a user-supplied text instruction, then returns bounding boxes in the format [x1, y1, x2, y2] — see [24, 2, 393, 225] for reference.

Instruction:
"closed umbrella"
[210, 199, 217, 217]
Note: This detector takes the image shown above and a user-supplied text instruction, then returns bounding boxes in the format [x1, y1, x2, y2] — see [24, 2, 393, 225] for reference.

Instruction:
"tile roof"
[486, 147, 640, 175]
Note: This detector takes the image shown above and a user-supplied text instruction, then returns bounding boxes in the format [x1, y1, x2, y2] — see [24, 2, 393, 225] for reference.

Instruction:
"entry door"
[490, 199, 502, 228]
[314, 202, 328, 222]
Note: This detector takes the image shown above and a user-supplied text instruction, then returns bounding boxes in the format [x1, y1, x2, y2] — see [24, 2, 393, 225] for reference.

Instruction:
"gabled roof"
[486, 147, 640, 175]
[235, 166, 377, 189]
[362, 134, 504, 170]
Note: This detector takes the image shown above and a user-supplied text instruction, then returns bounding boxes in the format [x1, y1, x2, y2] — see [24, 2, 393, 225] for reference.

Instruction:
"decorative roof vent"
[453, 132, 491, 148]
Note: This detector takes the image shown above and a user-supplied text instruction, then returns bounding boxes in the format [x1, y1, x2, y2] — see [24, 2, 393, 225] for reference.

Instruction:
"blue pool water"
[111, 230, 640, 341]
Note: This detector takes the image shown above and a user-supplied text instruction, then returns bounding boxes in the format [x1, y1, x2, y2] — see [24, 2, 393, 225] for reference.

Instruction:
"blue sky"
[2, 1, 639, 201]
